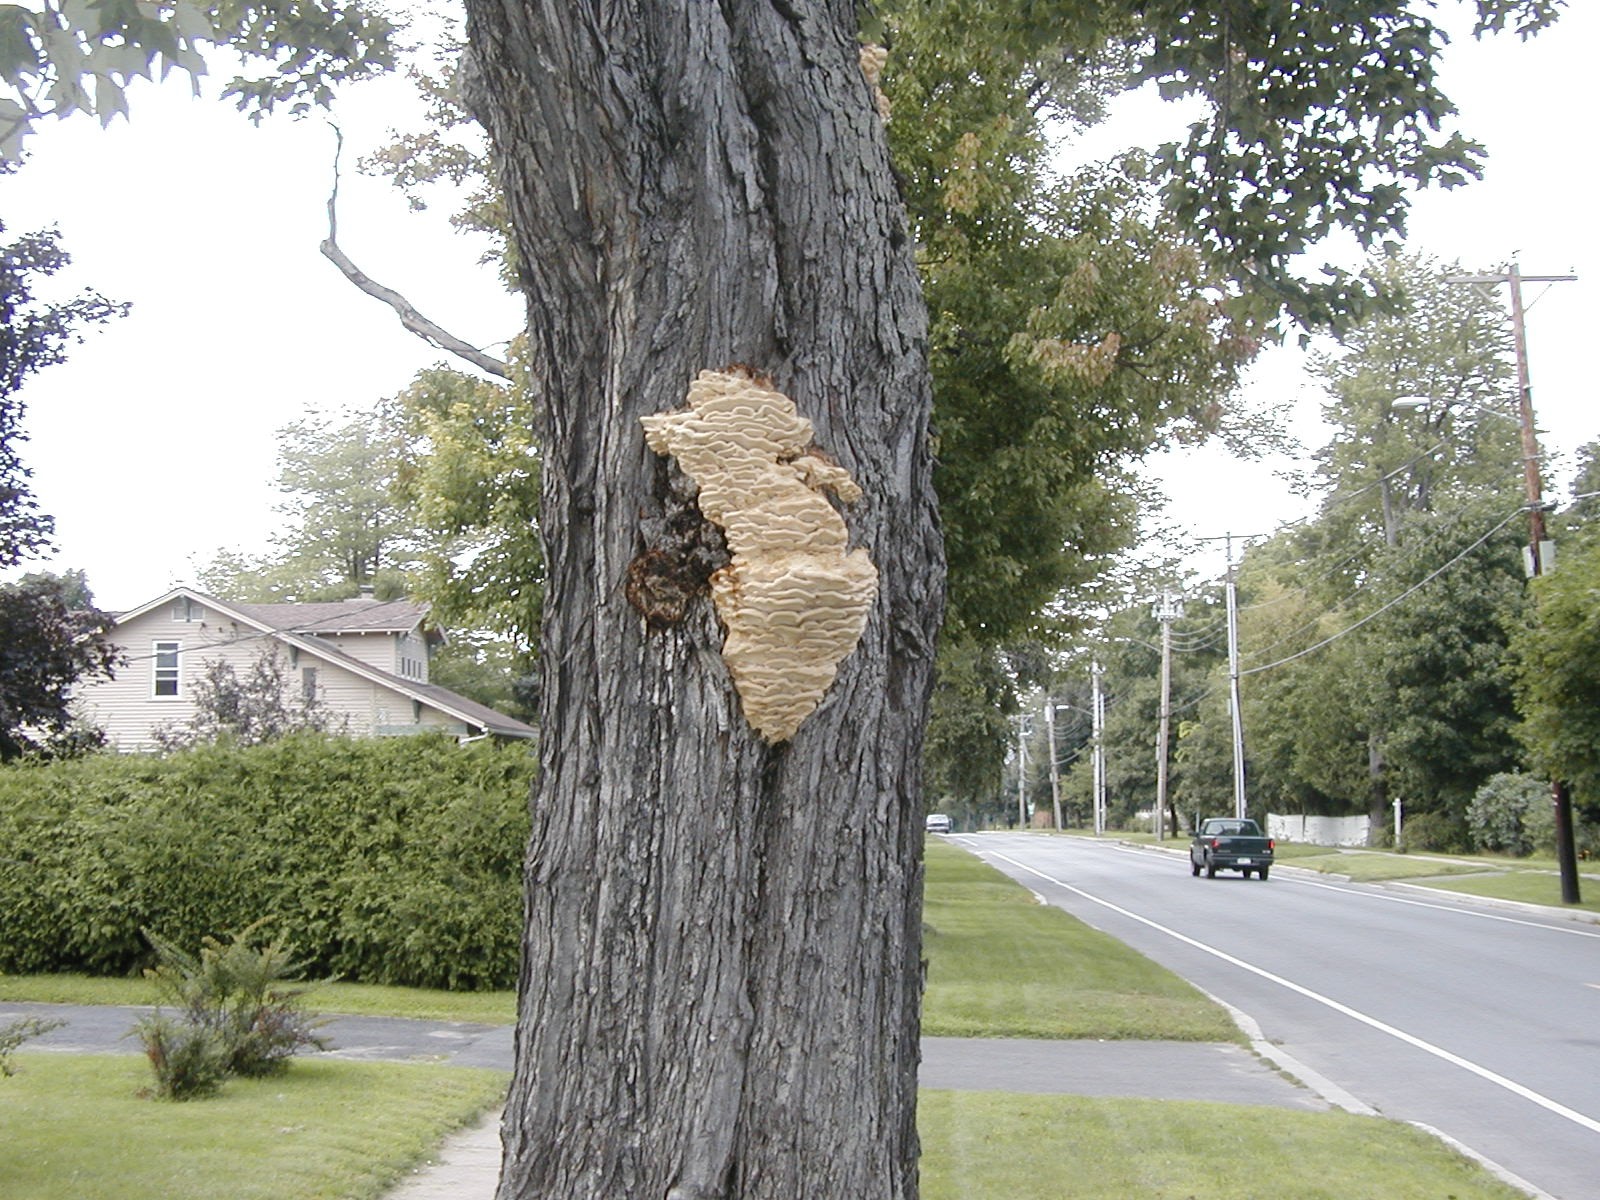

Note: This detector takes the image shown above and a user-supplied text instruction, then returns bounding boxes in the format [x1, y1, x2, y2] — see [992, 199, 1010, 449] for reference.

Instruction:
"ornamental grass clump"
[135, 923, 330, 1100]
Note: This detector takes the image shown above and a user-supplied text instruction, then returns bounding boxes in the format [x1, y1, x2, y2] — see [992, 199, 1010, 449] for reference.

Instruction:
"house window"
[171, 597, 205, 622]
[153, 641, 181, 697]
[301, 667, 318, 706]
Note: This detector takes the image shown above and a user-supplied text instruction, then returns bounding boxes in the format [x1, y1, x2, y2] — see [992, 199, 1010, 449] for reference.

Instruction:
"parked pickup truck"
[1190, 818, 1274, 880]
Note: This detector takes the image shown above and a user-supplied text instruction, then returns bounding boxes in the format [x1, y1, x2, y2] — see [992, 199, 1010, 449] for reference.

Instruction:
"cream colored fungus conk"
[640, 368, 879, 743]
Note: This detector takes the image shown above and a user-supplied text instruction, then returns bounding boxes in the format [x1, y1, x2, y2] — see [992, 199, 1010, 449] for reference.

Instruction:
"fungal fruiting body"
[640, 369, 878, 743]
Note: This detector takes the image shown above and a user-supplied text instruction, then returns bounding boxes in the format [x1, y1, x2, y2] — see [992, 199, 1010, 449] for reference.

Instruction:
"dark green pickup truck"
[1190, 818, 1274, 880]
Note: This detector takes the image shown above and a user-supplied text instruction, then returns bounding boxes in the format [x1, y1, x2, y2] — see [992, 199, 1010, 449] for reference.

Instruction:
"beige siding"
[318, 631, 402, 675]
[76, 596, 476, 750]
[317, 663, 468, 738]
[77, 601, 279, 749]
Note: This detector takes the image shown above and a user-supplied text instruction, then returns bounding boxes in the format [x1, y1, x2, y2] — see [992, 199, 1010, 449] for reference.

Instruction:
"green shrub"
[133, 1012, 231, 1100]
[1399, 809, 1470, 854]
[143, 924, 329, 1077]
[0, 735, 534, 988]
[1467, 772, 1548, 856]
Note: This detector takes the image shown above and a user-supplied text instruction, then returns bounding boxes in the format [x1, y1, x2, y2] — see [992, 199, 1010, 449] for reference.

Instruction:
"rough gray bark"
[461, 3, 942, 1197]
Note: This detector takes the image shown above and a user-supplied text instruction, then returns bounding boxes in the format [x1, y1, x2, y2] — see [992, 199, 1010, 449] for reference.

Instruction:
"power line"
[1238, 509, 1522, 678]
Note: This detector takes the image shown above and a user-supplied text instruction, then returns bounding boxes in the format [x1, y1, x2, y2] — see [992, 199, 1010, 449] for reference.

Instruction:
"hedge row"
[0, 735, 534, 990]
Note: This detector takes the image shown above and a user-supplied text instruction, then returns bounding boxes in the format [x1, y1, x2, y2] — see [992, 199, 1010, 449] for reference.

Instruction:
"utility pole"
[1152, 591, 1184, 840]
[1224, 537, 1247, 820]
[1015, 715, 1028, 830]
[1044, 697, 1063, 831]
[1447, 263, 1580, 904]
[1091, 660, 1105, 836]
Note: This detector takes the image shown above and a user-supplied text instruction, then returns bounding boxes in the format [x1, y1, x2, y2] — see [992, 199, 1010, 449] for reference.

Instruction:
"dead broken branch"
[320, 124, 511, 381]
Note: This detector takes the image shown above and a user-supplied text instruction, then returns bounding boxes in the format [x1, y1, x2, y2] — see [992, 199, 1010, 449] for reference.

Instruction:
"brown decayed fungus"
[640, 369, 879, 743]
[859, 43, 892, 122]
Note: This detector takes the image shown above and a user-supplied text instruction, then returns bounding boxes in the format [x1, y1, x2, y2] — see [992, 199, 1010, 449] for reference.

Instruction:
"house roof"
[227, 597, 435, 637]
[113, 586, 535, 742]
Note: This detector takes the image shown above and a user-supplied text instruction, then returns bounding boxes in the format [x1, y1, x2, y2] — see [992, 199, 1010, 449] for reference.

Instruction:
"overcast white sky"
[3, 5, 1594, 612]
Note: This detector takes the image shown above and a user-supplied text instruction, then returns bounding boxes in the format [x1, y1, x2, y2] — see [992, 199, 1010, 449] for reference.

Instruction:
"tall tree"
[462, 8, 941, 1195]
[1304, 251, 1520, 564]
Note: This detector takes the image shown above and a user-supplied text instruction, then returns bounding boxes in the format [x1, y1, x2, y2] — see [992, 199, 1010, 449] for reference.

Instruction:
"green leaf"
[0, 6, 41, 79]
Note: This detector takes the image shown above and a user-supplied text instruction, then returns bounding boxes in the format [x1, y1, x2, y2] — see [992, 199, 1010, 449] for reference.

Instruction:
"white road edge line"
[1202, 989, 1377, 1117]
[1202, 990, 1558, 1200]
[986, 850, 1600, 1140]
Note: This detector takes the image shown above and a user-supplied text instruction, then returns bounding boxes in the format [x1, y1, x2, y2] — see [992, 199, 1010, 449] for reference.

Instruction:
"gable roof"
[227, 597, 438, 638]
[111, 587, 535, 741]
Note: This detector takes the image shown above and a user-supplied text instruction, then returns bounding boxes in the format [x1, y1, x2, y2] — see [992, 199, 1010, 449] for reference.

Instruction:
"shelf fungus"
[640, 368, 878, 743]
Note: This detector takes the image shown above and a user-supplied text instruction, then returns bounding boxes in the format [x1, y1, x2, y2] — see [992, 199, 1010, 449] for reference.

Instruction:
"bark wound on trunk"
[642, 367, 878, 743]
[463, 3, 941, 1198]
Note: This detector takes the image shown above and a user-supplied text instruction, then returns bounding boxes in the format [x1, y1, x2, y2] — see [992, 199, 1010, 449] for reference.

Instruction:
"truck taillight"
[1268, 839, 1275, 850]
[1210, 838, 1220, 849]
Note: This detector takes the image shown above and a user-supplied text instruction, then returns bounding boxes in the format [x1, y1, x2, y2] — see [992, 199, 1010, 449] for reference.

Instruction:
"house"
[75, 586, 536, 750]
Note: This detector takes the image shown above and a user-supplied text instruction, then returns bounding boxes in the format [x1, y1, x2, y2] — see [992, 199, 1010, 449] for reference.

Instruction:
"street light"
[1390, 392, 1580, 904]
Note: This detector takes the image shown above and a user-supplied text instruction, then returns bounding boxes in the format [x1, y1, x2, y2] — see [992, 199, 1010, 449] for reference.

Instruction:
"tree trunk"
[1367, 731, 1389, 841]
[461, 3, 942, 1197]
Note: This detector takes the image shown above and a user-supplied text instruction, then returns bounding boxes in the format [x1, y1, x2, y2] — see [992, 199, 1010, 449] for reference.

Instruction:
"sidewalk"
[3, 1002, 1331, 1200]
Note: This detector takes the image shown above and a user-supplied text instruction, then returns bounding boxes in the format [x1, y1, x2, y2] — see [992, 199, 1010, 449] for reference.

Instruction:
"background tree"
[195, 402, 416, 601]
[1302, 251, 1519, 567]
[1, 183, 123, 761]
[392, 364, 542, 654]
[1514, 490, 1600, 831]
[0, 570, 117, 760]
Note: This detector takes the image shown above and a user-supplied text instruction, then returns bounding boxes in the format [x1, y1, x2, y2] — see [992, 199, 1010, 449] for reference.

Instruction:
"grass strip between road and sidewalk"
[920, 840, 1239, 1041]
[918, 1091, 1529, 1200]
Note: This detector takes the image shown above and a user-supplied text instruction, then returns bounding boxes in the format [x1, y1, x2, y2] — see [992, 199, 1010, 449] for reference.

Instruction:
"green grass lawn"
[919, 1092, 1527, 1200]
[921, 842, 1238, 1042]
[0, 1054, 506, 1200]
[1278, 850, 1490, 882]
[1417, 869, 1600, 913]
[3, 1054, 1528, 1200]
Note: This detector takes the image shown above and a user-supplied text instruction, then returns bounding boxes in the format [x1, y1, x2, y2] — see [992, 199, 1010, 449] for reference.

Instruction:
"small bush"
[1399, 809, 1470, 854]
[0, 1015, 65, 1076]
[1467, 773, 1547, 856]
[142, 924, 329, 1079]
[134, 1012, 231, 1100]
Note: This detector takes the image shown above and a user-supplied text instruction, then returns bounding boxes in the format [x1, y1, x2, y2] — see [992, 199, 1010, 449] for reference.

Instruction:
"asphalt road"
[955, 832, 1600, 1200]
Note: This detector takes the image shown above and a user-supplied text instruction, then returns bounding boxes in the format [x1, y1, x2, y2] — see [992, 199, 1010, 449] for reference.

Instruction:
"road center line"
[985, 849, 1600, 1139]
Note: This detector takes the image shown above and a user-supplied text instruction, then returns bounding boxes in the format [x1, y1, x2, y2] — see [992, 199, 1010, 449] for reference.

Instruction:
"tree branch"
[319, 125, 511, 380]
